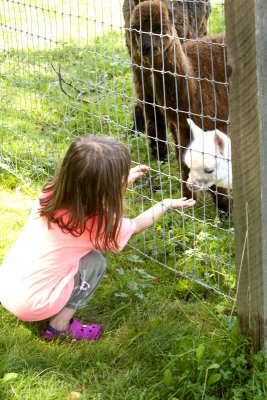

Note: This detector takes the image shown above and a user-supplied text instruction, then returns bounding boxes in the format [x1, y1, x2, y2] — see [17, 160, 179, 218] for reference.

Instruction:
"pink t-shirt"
[0, 197, 136, 321]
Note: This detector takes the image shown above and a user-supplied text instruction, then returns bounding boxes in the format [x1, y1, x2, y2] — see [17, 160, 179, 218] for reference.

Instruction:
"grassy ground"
[1, 1, 267, 399]
[0, 178, 266, 399]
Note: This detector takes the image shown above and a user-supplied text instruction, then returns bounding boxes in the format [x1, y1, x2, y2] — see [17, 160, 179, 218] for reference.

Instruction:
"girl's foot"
[42, 319, 102, 341]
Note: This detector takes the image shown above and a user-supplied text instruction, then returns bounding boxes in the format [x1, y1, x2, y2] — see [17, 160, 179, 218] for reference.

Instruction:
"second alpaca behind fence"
[131, 0, 229, 211]
[184, 119, 232, 192]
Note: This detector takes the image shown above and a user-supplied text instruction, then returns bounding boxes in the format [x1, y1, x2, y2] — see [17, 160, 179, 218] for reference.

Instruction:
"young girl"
[0, 135, 195, 341]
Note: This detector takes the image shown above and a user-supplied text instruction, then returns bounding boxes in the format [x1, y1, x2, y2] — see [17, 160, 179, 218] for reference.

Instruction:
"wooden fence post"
[225, 0, 267, 351]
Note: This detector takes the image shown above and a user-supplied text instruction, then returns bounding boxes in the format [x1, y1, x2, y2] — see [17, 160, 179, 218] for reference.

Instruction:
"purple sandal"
[42, 319, 102, 341]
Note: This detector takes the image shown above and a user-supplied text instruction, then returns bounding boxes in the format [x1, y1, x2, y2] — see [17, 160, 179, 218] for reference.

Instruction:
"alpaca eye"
[161, 25, 168, 34]
[153, 25, 167, 35]
[153, 26, 162, 34]
[204, 169, 215, 174]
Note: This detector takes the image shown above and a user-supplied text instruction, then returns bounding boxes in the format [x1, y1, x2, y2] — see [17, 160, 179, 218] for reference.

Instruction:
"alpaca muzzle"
[186, 181, 203, 192]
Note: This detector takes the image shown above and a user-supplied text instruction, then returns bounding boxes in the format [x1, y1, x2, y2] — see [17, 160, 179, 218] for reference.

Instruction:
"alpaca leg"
[132, 67, 168, 160]
[131, 66, 145, 134]
[146, 105, 168, 160]
[132, 103, 145, 134]
[209, 186, 231, 213]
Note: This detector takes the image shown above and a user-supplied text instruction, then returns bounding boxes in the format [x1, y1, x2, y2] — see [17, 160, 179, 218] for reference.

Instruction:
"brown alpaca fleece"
[123, 0, 211, 155]
[131, 0, 229, 211]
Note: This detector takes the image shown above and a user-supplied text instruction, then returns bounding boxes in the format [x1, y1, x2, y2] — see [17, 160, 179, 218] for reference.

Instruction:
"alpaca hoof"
[150, 140, 169, 161]
[151, 146, 168, 162]
[131, 106, 145, 135]
[217, 200, 231, 213]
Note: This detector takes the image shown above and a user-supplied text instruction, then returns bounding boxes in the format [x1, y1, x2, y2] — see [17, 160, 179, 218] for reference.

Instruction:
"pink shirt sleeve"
[115, 217, 136, 252]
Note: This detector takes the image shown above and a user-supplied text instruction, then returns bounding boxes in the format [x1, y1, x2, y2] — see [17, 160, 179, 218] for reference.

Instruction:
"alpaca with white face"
[130, 0, 229, 211]
[184, 119, 232, 192]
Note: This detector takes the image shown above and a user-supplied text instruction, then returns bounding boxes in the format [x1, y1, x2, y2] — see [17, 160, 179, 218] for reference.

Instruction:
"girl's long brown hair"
[39, 135, 131, 250]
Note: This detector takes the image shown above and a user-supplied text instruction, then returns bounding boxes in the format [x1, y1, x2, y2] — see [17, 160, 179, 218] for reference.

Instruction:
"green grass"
[1, 1, 266, 399]
[208, 2, 226, 35]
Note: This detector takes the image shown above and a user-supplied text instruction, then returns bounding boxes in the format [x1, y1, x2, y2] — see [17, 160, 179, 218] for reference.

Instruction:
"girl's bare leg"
[48, 307, 76, 331]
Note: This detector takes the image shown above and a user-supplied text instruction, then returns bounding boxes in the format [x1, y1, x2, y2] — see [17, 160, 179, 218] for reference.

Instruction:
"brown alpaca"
[123, 0, 211, 158]
[131, 0, 229, 211]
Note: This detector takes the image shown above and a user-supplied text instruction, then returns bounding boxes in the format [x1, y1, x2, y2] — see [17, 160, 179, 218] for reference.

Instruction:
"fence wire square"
[0, 0, 234, 298]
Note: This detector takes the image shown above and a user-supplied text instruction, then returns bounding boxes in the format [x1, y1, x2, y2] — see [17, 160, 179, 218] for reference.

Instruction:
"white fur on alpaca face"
[184, 119, 232, 191]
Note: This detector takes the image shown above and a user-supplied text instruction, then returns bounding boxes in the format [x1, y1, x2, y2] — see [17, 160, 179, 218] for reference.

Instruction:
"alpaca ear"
[187, 119, 204, 140]
[214, 130, 226, 155]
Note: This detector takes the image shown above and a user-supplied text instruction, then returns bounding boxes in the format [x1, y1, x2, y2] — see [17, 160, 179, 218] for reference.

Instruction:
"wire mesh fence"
[0, 0, 234, 298]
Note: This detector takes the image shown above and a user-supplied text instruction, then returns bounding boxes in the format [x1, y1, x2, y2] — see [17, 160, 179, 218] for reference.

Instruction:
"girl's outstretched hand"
[127, 165, 150, 186]
[162, 197, 196, 210]
[132, 197, 195, 234]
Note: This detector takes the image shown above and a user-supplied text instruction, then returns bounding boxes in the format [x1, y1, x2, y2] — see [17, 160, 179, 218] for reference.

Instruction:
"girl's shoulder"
[113, 217, 136, 252]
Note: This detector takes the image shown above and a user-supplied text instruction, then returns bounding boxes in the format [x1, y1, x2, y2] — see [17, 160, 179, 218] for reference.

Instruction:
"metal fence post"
[225, 0, 267, 350]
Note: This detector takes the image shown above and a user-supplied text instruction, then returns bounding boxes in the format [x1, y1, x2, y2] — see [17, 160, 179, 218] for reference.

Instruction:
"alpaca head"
[130, 0, 174, 61]
[184, 119, 232, 191]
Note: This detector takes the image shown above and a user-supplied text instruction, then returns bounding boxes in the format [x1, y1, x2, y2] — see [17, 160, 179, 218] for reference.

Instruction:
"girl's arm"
[132, 198, 196, 234]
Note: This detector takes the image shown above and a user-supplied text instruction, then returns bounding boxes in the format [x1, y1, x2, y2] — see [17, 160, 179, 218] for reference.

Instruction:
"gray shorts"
[65, 250, 106, 310]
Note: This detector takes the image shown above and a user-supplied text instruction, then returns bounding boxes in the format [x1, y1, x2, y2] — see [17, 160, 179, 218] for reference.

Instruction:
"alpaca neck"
[153, 27, 193, 77]
[150, 27, 196, 116]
